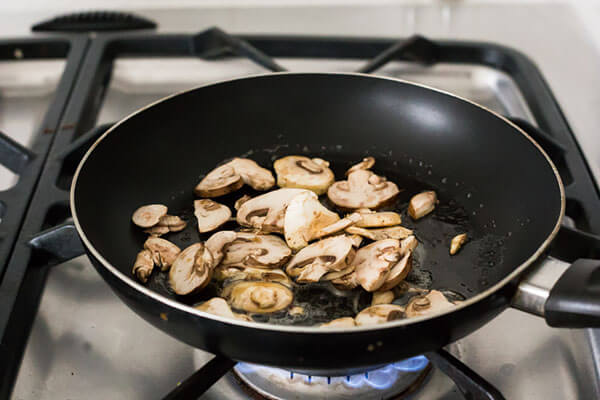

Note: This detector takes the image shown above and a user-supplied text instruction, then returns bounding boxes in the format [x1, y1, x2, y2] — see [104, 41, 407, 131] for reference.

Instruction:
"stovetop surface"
[10, 58, 599, 399]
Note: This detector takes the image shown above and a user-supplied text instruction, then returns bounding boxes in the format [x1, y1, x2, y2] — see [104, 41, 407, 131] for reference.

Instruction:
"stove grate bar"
[0, 131, 36, 174]
[356, 34, 439, 73]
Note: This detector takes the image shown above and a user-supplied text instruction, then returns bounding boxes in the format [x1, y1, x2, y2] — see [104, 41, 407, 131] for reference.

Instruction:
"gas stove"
[2, 6, 600, 400]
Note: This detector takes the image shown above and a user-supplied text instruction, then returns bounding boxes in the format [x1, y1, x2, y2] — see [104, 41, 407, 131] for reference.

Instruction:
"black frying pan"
[66, 73, 600, 375]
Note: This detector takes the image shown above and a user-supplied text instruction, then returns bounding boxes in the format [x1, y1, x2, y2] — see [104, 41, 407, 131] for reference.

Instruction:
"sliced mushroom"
[283, 191, 340, 250]
[133, 249, 154, 283]
[223, 281, 293, 313]
[400, 235, 418, 255]
[346, 156, 375, 176]
[236, 188, 308, 233]
[405, 290, 457, 318]
[331, 271, 359, 290]
[408, 190, 437, 220]
[169, 243, 212, 295]
[348, 234, 364, 248]
[450, 233, 468, 255]
[213, 266, 291, 287]
[234, 195, 252, 210]
[321, 263, 355, 281]
[204, 230, 238, 268]
[158, 215, 187, 232]
[320, 317, 356, 328]
[132, 204, 168, 228]
[378, 251, 412, 291]
[194, 199, 231, 233]
[327, 169, 399, 209]
[289, 306, 305, 316]
[355, 304, 405, 326]
[274, 155, 335, 195]
[314, 213, 362, 239]
[353, 239, 402, 292]
[372, 290, 395, 306]
[227, 158, 275, 191]
[144, 225, 170, 237]
[195, 164, 244, 197]
[346, 225, 413, 241]
[144, 237, 181, 271]
[195, 297, 251, 322]
[220, 232, 291, 269]
[355, 211, 402, 228]
[286, 235, 354, 283]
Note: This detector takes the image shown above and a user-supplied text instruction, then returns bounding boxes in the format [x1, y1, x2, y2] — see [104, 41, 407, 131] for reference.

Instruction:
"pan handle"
[28, 221, 85, 265]
[512, 257, 600, 327]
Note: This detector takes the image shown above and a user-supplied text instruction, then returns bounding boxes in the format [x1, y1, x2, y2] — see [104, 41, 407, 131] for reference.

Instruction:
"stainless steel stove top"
[9, 56, 600, 399]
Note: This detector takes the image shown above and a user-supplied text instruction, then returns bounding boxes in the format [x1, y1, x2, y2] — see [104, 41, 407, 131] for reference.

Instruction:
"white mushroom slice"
[144, 225, 170, 237]
[195, 164, 244, 197]
[450, 233, 468, 255]
[236, 188, 308, 233]
[133, 249, 154, 283]
[320, 317, 356, 328]
[378, 251, 412, 291]
[223, 281, 293, 313]
[348, 234, 364, 248]
[321, 263, 355, 281]
[132, 204, 168, 228]
[169, 243, 212, 295]
[284, 191, 340, 250]
[274, 155, 335, 195]
[346, 156, 375, 176]
[346, 225, 413, 241]
[372, 290, 395, 306]
[234, 195, 252, 210]
[194, 199, 231, 233]
[227, 158, 275, 191]
[143, 237, 181, 271]
[405, 290, 457, 318]
[355, 304, 405, 326]
[213, 266, 291, 287]
[353, 239, 402, 292]
[286, 236, 354, 283]
[408, 190, 437, 220]
[204, 230, 238, 268]
[355, 211, 402, 228]
[195, 298, 251, 322]
[400, 235, 418, 255]
[220, 233, 291, 269]
[327, 169, 399, 209]
[314, 213, 362, 239]
[289, 306, 304, 316]
[331, 271, 359, 290]
[158, 215, 187, 232]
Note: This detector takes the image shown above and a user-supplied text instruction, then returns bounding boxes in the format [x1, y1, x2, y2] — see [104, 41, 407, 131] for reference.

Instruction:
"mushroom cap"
[405, 290, 457, 318]
[286, 235, 354, 283]
[355, 211, 402, 228]
[204, 230, 238, 268]
[158, 215, 187, 232]
[143, 237, 181, 271]
[223, 281, 293, 313]
[195, 164, 244, 197]
[213, 266, 291, 287]
[378, 251, 412, 291]
[353, 239, 402, 292]
[408, 190, 437, 220]
[371, 290, 395, 306]
[194, 199, 231, 233]
[133, 249, 154, 283]
[169, 243, 212, 295]
[227, 158, 275, 191]
[132, 204, 168, 228]
[355, 304, 405, 326]
[320, 317, 356, 328]
[346, 157, 375, 176]
[236, 188, 308, 233]
[274, 155, 335, 195]
[220, 233, 291, 269]
[195, 297, 252, 322]
[327, 169, 400, 209]
[283, 191, 340, 250]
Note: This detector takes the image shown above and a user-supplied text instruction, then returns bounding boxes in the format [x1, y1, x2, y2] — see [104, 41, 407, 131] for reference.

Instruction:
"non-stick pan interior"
[73, 73, 562, 322]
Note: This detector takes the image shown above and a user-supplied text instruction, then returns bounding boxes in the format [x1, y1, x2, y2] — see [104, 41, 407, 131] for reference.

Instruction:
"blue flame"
[235, 355, 428, 391]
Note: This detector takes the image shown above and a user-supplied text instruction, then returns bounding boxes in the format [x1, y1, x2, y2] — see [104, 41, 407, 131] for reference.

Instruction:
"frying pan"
[42, 74, 600, 377]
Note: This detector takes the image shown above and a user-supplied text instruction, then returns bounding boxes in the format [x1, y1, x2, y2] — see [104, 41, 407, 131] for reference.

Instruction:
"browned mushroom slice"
[346, 156, 375, 176]
[132, 204, 168, 228]
[194, 199, 231, 233]
[327, 169, 399, 209]
[143, 237, 181, 271]
[195, 297, 252, 321]
[274, 155, 335, 195]
[236, 188, 308, 233]
[408, 190, 437, 220]
[321, 263, 355, 281]
[213, 266, 291, 287]
[220, 233, 291, 269]
[283, 191, 340, 250]
[169, 243, 212, 295]
[195, 164, 244, 197]
[144, 225, 170, 237]
[320, 317, 356, 328]
[378, 251, 412, 291]
[405, 290, 457, 318]
[355, 211, 402, 228]
[223, 281, 293, 313]
[158, 215, 187, 232]
[346, 225, 413, 241]
[400, 235, 418, 255]
[331, 271, 359, 290]
[227, 158, 275, 191]
[132, 249, 154, 283]
[355, 304, 405, 326]
[289, 306, 305, 316]
[371, 290, 395, 306]
[450, 233, 468, 255]
[204, 230, 237, 268]
[353, 239, 402, 292]
[348, 234, 363, 248]
[234, 194, 252, 210]
[286, 235, 354, 283]
[314, 213, 362, 239]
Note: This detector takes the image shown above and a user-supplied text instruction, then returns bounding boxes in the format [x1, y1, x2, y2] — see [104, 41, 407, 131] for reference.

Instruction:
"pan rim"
[70, 71, 565, 334]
